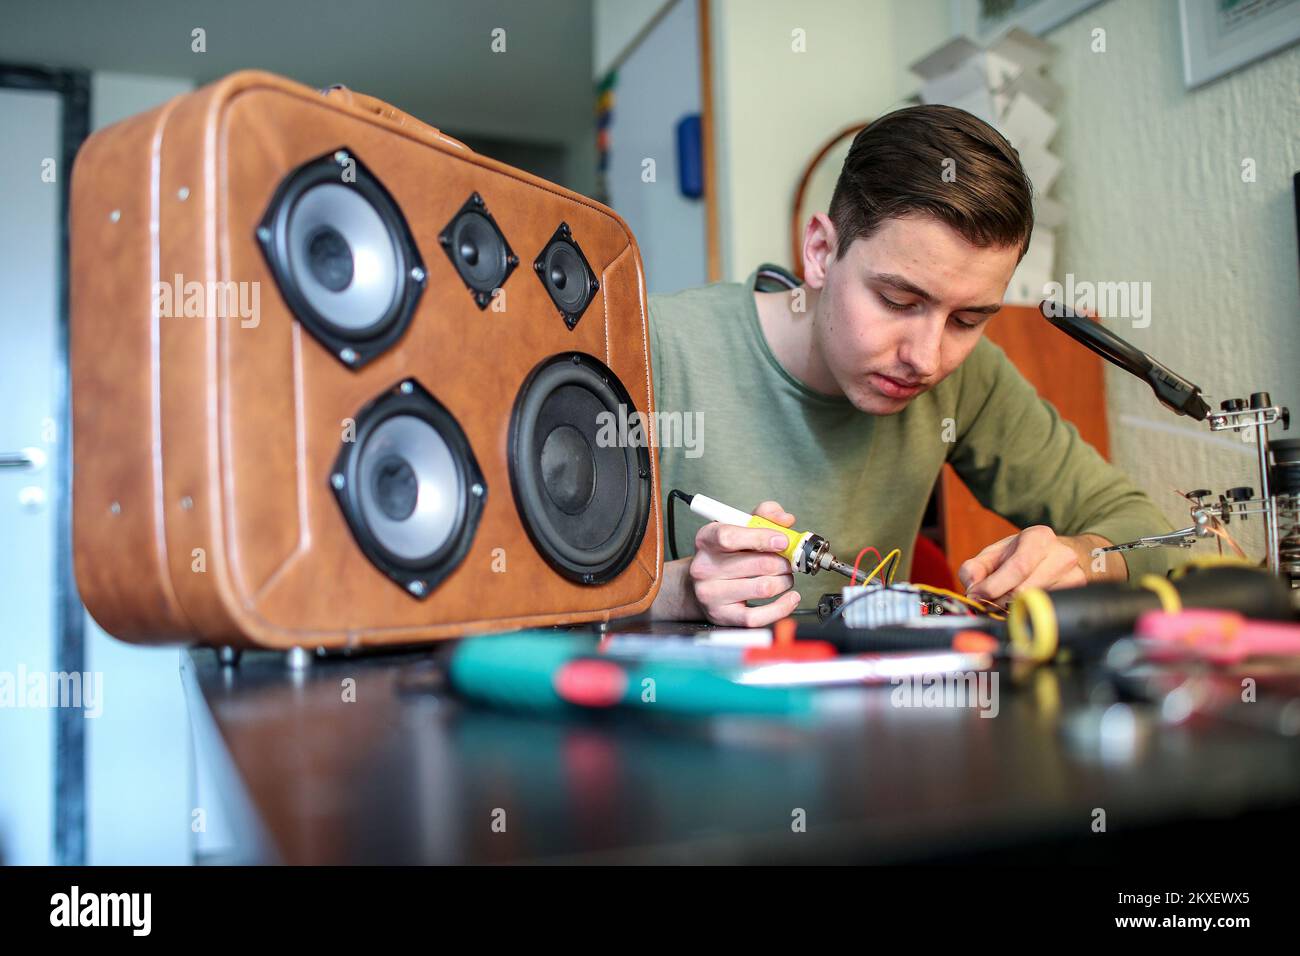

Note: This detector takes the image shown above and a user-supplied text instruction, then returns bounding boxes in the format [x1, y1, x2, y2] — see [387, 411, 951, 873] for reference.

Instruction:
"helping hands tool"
[1039, 301, 1293, 579]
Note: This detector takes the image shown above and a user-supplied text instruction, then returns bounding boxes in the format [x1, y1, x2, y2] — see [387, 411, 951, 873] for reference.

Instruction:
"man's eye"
[879, 294, 912, 312]
[952, 316, 982, 330]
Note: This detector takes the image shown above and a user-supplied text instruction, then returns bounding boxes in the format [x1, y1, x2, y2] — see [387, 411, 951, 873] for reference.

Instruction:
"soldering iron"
[667, 491, 861, 580]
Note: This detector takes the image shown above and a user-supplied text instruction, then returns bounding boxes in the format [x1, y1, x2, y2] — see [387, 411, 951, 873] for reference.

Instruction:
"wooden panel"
[939, 304, 1110, 575]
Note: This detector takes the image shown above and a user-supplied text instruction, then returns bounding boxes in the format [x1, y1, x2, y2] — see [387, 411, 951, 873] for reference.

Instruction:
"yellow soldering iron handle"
[688, 494, 809, 567]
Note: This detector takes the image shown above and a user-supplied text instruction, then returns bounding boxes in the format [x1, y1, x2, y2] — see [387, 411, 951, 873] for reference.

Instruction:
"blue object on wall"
[675, 113, 703, 200]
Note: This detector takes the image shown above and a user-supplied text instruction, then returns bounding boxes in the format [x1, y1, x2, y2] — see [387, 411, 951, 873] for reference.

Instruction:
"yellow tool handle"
[746, 515, 804, 564]
[688, 494, 809, 566]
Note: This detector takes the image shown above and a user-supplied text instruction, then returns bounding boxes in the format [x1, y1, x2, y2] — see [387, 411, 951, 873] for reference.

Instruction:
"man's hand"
[652, 500, 801, 626]
[958, 526, 1122, 604]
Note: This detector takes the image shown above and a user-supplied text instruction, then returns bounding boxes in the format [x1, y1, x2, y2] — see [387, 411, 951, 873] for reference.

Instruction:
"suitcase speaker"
[69, 70, 662, 649]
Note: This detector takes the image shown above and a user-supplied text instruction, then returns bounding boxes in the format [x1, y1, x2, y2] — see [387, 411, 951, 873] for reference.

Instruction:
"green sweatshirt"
[648, 271, 1174, 610]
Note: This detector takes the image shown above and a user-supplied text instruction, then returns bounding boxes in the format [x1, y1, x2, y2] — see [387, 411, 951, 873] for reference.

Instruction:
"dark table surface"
[185, 617, 1300, 864]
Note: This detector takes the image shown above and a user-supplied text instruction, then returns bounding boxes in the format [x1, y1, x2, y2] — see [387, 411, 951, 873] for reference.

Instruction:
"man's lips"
[868, 373, 924, 399]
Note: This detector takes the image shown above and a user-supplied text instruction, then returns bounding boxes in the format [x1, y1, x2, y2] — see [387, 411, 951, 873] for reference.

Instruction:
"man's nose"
[898, 316, 944, 380]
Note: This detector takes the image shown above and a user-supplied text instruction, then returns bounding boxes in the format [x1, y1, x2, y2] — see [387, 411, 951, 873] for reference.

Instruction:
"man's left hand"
[958, 526, 1115, 604]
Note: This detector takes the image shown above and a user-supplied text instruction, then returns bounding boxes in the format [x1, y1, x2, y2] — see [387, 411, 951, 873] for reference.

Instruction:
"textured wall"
[1044, 0, 1299, 557]
[710, 0, 950, 279]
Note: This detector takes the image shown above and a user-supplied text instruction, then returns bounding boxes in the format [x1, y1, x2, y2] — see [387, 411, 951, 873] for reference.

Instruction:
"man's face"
[805, 214, 1021, 414]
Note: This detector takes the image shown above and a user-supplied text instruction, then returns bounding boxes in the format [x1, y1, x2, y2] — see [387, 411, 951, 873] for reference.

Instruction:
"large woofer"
[509, 353, 651, 584]
[331, 380, 485, 598]
[257, 148, 425, 369]
[439, 192, 518, 309]
[534, 222, 599, 330]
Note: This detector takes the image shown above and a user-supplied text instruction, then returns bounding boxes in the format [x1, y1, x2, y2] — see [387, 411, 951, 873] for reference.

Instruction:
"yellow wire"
[861, 548, 902, 586]
[855, 550, 1007, 618]
[913, 583, 1002, 616]
[855, 551, 1005, 616]
[1169, 555, 1257, 580]
[1138, 574, 1182, 613]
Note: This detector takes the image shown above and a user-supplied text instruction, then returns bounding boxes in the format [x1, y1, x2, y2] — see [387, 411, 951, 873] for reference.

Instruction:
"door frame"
[0, 63, 91, 865]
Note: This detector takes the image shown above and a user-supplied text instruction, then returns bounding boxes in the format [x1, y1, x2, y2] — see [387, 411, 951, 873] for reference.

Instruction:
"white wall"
[606, 0, 708, 294]
[594, 0, 676, 79]
[84, 71, 197, 864]
[709, 0, 951, 279]
[1045, 0, 1300, 550]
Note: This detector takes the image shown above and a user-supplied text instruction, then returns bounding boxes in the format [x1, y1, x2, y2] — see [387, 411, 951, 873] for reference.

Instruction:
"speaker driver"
[509, 353, 651, 584]
[257, 148, 425, 369]
[533, 222, 599, 330]
[332, 380, 486, 598]
[439, 192, 518, 309]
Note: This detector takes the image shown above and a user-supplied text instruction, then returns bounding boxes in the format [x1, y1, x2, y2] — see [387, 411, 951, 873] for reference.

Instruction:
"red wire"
[850, 547, 882, 586]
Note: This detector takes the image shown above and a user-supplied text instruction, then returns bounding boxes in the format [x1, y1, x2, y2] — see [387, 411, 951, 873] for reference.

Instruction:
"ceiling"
[0, 0, 595, 145]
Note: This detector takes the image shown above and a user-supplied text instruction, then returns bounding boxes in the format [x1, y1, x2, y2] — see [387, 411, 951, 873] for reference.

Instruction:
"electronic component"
[836, 585, 923, 628]
[818, 582, 986, 628]
[832, 584, 963, 627]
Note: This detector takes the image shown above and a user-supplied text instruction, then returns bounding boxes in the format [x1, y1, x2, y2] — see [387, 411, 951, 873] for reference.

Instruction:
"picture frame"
[954, 0, 1106, 42]
[1179, 0, 1300, 89]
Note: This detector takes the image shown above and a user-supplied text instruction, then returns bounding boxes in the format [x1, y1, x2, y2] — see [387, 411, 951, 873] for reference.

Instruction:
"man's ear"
[802, 212, 837, 289]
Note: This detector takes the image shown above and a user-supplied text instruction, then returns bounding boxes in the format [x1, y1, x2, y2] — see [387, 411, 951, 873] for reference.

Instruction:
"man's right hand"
[658, 500, 802, 627]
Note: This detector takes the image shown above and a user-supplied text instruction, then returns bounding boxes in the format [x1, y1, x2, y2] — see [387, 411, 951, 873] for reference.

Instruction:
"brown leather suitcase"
[70, 70, 662, 650]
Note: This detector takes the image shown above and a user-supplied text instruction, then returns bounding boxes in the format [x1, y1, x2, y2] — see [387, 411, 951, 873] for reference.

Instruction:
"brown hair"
[828, 104, 1034, 261]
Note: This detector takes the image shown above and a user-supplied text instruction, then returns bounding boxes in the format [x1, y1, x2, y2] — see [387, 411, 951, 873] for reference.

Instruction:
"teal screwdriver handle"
[449, 631, 812, 717]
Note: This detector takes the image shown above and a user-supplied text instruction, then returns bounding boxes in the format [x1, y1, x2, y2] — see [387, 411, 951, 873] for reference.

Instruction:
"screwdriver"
[684, 493, 860, 580]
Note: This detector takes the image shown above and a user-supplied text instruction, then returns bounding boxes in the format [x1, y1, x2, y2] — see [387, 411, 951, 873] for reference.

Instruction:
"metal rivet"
[334, 150, 349, 166]
[534, 260, 544, 272]
[400, 381, 414, 394]
[109, 209, 120, 223]
[331, 473, 346, 490]
[177, 186, 190, 201]
[571, 354, 581, 364]
[410, 266, 426, 282]
[109, 501, 121, 515]
[287, 646, 312, 670]
[180, 496, 194, 510]
[340, 348, 358, 365]
[256, 226, 272, 242]
[471, 482, 484, 497]
[408, 580, 427, 597]
[590, 278, 600, 292]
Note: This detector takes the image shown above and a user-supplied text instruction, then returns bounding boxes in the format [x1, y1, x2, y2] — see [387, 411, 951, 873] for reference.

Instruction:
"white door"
[0, 84, 62, 866]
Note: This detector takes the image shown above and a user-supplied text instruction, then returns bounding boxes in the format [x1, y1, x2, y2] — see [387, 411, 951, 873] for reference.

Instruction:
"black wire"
[667, 489, 692, 561]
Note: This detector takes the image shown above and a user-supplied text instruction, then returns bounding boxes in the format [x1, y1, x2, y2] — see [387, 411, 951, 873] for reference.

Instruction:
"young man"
[646, 104, 1174, 626]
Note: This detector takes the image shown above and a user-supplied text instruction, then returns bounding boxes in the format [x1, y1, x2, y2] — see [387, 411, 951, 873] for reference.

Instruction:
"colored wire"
[826, 579, 995, 627]
[861, 548, 902, 587]
[849, 546, 882, 585]
[915, 584, 1007, 617]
